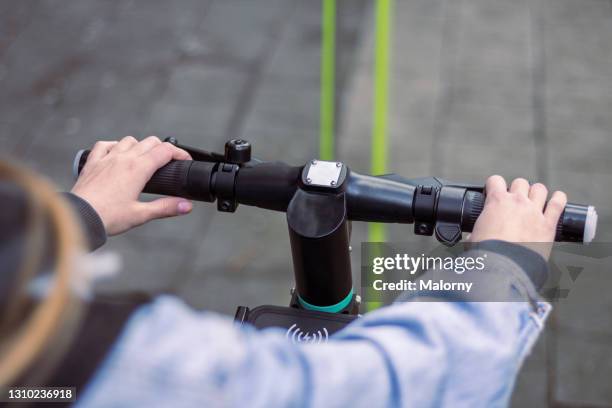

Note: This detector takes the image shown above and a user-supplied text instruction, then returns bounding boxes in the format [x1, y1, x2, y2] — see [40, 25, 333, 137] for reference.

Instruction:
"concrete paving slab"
[148, 102, 233, 140]
[390, 76, 438, 127]
[441, 102, 533, 146]
[548, 170, 612, 212]
[246, 76, 321, 133]
[161, 65, 247, 108]
[439, 141, 538, 183]
[449, 66, 532, 110]
[555, 330, 612, 404]
[194, 0, 290, 64]
[239, 122, 318, 166]
[180, 273, 293, 316]
[510, 363, 549, 408]
[20, 143, 82, 191]
[265, 13, 322, 84]
[176, 206, 295, 312]
[93, 233, 192, 296]
[186, 206, 292, 282]
[456, 0, 531, 71]
[1, 7, 92, 94]
[29, 72, 160, 151]
[543, 0, 612, 82]
[0, 122, 24, 156]
[546, 127, 612, 175]
[510, 335, 549, 407]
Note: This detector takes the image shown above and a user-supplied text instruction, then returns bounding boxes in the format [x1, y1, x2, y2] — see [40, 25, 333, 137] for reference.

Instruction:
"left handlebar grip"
[73, 150, 216, 202]
[143, 160, 195, 198]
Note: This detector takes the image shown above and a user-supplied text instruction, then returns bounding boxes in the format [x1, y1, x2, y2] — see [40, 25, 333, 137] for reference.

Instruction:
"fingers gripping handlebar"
[73, 147, 597, 245]
[344, 173, 596, 244]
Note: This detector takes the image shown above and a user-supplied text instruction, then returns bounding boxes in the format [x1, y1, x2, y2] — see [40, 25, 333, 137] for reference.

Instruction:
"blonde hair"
[0, 160, 86, 386]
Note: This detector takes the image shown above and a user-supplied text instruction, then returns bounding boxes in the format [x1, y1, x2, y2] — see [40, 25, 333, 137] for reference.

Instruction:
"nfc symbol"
[286, 324, 329, 344]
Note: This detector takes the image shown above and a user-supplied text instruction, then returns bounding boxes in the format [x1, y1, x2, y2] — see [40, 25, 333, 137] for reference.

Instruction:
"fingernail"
[177, 200, 192, 214]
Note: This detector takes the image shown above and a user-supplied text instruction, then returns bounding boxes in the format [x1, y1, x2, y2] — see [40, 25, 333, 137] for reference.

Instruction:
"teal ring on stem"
[297, 289, 354, 313]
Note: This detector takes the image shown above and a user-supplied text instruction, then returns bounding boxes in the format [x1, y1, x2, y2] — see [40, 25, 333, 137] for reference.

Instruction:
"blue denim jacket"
[77, 244, 550, 408]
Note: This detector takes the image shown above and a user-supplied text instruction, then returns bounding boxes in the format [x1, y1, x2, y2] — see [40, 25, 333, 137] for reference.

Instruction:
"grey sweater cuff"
[474, 240, 549, 290]
[61, 193, 107, 251]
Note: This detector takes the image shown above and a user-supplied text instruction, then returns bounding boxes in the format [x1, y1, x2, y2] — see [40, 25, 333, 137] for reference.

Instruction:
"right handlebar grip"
[461, 191, 597, 243]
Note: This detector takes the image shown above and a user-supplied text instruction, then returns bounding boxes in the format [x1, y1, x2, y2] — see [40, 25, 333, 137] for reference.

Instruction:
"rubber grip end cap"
[583, 205, 597, 244]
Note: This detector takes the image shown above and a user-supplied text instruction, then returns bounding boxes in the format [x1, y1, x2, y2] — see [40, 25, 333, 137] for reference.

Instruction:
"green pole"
[369, 0, 393, 243]
[320, 0, 336, 161]
[367, 0, 393, 312]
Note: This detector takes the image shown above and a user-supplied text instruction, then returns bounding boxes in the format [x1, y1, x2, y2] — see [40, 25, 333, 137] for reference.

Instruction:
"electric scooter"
[74, 138, 598, 343]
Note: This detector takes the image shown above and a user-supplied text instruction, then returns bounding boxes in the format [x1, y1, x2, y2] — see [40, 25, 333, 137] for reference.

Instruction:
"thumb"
[137, 197, 193, 222]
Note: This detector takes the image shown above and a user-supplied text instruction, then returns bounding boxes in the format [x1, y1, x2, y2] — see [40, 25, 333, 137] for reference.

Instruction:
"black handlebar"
[73, 149, 597, 245]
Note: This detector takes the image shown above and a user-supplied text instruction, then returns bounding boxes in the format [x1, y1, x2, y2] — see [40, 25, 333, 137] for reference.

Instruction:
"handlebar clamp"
[413, 185, 469, 246]
[215, 163, 239, 212]
[434, 186, 466, 246]
[413, 185, 437, 237]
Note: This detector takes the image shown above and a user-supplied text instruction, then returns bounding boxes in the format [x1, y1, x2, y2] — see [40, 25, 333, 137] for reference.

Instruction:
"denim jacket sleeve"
[78, 242, 551, 408]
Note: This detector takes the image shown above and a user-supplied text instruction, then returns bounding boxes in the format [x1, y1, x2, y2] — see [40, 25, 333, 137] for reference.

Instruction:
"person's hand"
[71, 136, 193, 236]
[468, 175, 567, 260]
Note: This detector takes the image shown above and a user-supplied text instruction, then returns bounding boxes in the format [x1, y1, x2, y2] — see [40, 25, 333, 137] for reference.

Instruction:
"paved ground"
[340, 0, 612, 406]
[0, 0, 369, 310]
[1, 0, 611, 406]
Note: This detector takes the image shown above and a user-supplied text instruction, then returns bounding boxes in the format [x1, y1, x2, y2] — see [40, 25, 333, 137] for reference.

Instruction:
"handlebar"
[73, 149, 597, 245]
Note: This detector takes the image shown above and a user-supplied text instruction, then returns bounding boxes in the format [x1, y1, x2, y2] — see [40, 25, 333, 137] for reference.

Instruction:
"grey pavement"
[339, 0, 612, 406]
[0, 0, 369, 315]
[1, 0, 611, 406]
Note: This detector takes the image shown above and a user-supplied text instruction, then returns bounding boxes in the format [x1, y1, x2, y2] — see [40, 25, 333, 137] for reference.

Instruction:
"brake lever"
[164, 137, 225, 163]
